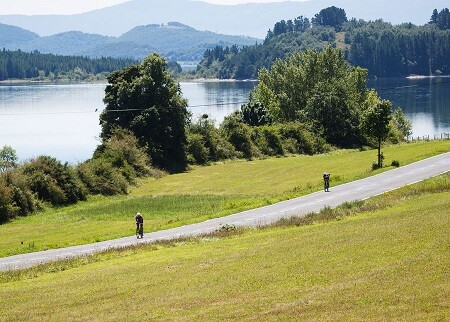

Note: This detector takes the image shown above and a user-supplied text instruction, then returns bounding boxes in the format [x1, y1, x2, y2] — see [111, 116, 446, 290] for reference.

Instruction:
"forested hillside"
[1, 22, 259, 62]
[196, 7, 450, 79]
[0, 49, 137, 81]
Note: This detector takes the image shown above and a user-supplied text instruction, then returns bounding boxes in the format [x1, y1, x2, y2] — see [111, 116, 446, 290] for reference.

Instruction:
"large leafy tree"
[312, 6, 348, 31]
[252, 47, 368, 147]
[362, 92, 393, 168]
[101, 54, 190, 172]
[0, 145, 18, 173]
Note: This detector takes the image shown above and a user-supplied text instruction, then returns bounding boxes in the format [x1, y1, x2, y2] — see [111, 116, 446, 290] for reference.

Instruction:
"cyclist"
[323, 172, 330, 192]
[135, 212, 144, 239]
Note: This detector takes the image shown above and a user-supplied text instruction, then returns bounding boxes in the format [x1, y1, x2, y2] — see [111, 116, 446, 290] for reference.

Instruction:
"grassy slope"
[0, 141, 449, 258]
[0, 175, 448, 321]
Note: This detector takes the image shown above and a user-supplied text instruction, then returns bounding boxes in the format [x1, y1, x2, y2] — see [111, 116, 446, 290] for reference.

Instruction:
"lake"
[0, 78, 449, 163]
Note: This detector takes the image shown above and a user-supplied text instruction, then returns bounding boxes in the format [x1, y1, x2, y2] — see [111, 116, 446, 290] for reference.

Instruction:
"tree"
[312, 6, 348, 31]
[362, 93, 392, 168]
[392, 108, 412, 139]
[0, 145, 18, 173]
[240, 100, 272, 126]
[252, 47, 368, 147]
[101, 53, 190, 172]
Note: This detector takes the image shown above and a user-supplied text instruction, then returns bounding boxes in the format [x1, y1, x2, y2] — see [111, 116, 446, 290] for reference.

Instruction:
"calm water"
[0, 79, 449, 163]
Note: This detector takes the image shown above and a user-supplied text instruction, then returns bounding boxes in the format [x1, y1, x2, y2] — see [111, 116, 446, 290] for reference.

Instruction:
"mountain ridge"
[0, 22, 259, 61]
[0, 0, 447, 38]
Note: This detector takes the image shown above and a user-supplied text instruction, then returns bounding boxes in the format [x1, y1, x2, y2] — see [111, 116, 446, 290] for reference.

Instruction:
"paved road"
[1, 152, 449, 272]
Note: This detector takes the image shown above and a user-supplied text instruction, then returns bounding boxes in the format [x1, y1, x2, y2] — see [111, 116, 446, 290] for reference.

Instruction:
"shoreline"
[406, 75, 450, 79]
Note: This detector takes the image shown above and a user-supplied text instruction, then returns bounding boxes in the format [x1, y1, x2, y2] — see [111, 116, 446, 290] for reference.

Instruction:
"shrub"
[391, 160, 400, 167]
[188, 115, 238, 163]
[0, 180, 16, 223]
[253, 126, 284, 156]
[93, 127, 152, 183]
[3, 170, 40, 216]
[21, 156, 86, 206]
[187, 132, 210, 164]
[277, 122, 330, 154]
[220, 114, 258, 159]
[77, 158, 128, 196]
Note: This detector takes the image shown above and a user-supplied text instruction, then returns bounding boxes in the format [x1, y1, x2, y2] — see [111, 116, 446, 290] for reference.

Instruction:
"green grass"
[0, 174, 448, 321]
[0, 140, 449, 257]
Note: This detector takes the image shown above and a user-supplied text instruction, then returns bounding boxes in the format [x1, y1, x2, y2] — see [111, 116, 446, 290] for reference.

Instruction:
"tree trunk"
[378, 137, 382, 168]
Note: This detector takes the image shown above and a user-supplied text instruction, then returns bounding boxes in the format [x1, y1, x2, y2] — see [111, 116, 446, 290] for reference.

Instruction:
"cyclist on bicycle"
[135, 212, 144, 239]
[323, 172, 330, 192]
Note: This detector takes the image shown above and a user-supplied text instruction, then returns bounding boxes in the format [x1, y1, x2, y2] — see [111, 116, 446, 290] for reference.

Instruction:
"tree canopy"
[311, 6, 348, 31]
[196, 7, 450, 79]
[101, 53, 190, 172]
[250, 47, 368, 147]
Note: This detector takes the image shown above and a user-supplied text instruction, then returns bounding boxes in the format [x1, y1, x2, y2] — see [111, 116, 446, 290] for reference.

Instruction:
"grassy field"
[0, 174, 448, 321]
[0, 140, 449, 258]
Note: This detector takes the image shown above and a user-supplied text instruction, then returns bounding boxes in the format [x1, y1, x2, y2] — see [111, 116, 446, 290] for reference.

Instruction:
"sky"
[0, 0, 307, 15]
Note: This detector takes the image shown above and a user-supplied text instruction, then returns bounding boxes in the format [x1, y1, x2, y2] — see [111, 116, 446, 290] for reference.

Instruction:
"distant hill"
[0, 22, 259, 61]
[0, 23, 39, 45]
[0, 0, 448, 39]
[5, 31, 112, 57]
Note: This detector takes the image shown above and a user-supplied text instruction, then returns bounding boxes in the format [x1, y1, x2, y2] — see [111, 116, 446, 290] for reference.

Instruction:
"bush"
[0, 180, 16, 223]
[187, 132, 210, 164]
[220, 114, 259, 159]
[21, 156, 86, 206]
[391, 160, 400, 167]
[93, 127, 152, 183]
[188, 115, 238, 163]
[2, 171, 40, 216]
[253, 126, 284, 156]
[77, 158, 128, 196]
[278, 122, 331, 154]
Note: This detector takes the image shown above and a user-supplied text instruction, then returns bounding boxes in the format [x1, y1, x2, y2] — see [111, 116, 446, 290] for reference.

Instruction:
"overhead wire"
[0, 79, 449, 116]
[0, 101, 250, 116]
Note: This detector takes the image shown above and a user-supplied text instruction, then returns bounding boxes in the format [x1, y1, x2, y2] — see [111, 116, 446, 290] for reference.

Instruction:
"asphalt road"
[1, 152, 449, 272]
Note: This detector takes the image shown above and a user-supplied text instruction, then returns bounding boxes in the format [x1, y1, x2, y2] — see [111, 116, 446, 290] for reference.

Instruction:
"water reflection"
[0, 79, 449, 163]
[368, 77, 450, 136]
[181, 81, 255, 123]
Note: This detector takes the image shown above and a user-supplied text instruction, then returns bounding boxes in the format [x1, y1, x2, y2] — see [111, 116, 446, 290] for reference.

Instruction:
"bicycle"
[136, 222, 144, 239]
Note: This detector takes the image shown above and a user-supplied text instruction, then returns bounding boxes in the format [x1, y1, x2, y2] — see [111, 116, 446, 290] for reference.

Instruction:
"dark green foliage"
[187, 115, 238, 165]
[77, 158, 128, 196]
[93, 127, 152, 181]
[80, 127, 156, 195]
[429, 8, 450, 30]
[196, 30, 327, 80]
[0, 180, 16, 223]
[5, 171, 40, 217]
[0, 49, 136, 81]
[252, 126, 284, 156]
[20, 156, 86, 206]
[240, 101, 272, 126]
[101, 53, 190, 173]
[278, 122, 324, 155]
[311, 6, 348, 31]
[197, 8, 450, 79]
[345, 17, 450, 76]
[187, 133, 210, 165]
[220, 114, 257, 159]
[305, 79, 362, 147]
[362, 94, 393, 168]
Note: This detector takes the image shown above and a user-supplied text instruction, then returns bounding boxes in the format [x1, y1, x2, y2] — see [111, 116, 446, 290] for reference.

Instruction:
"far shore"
[2, 75, 449, 85]
[0, 78, 259, 85]
[406, 74, 450, 79]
